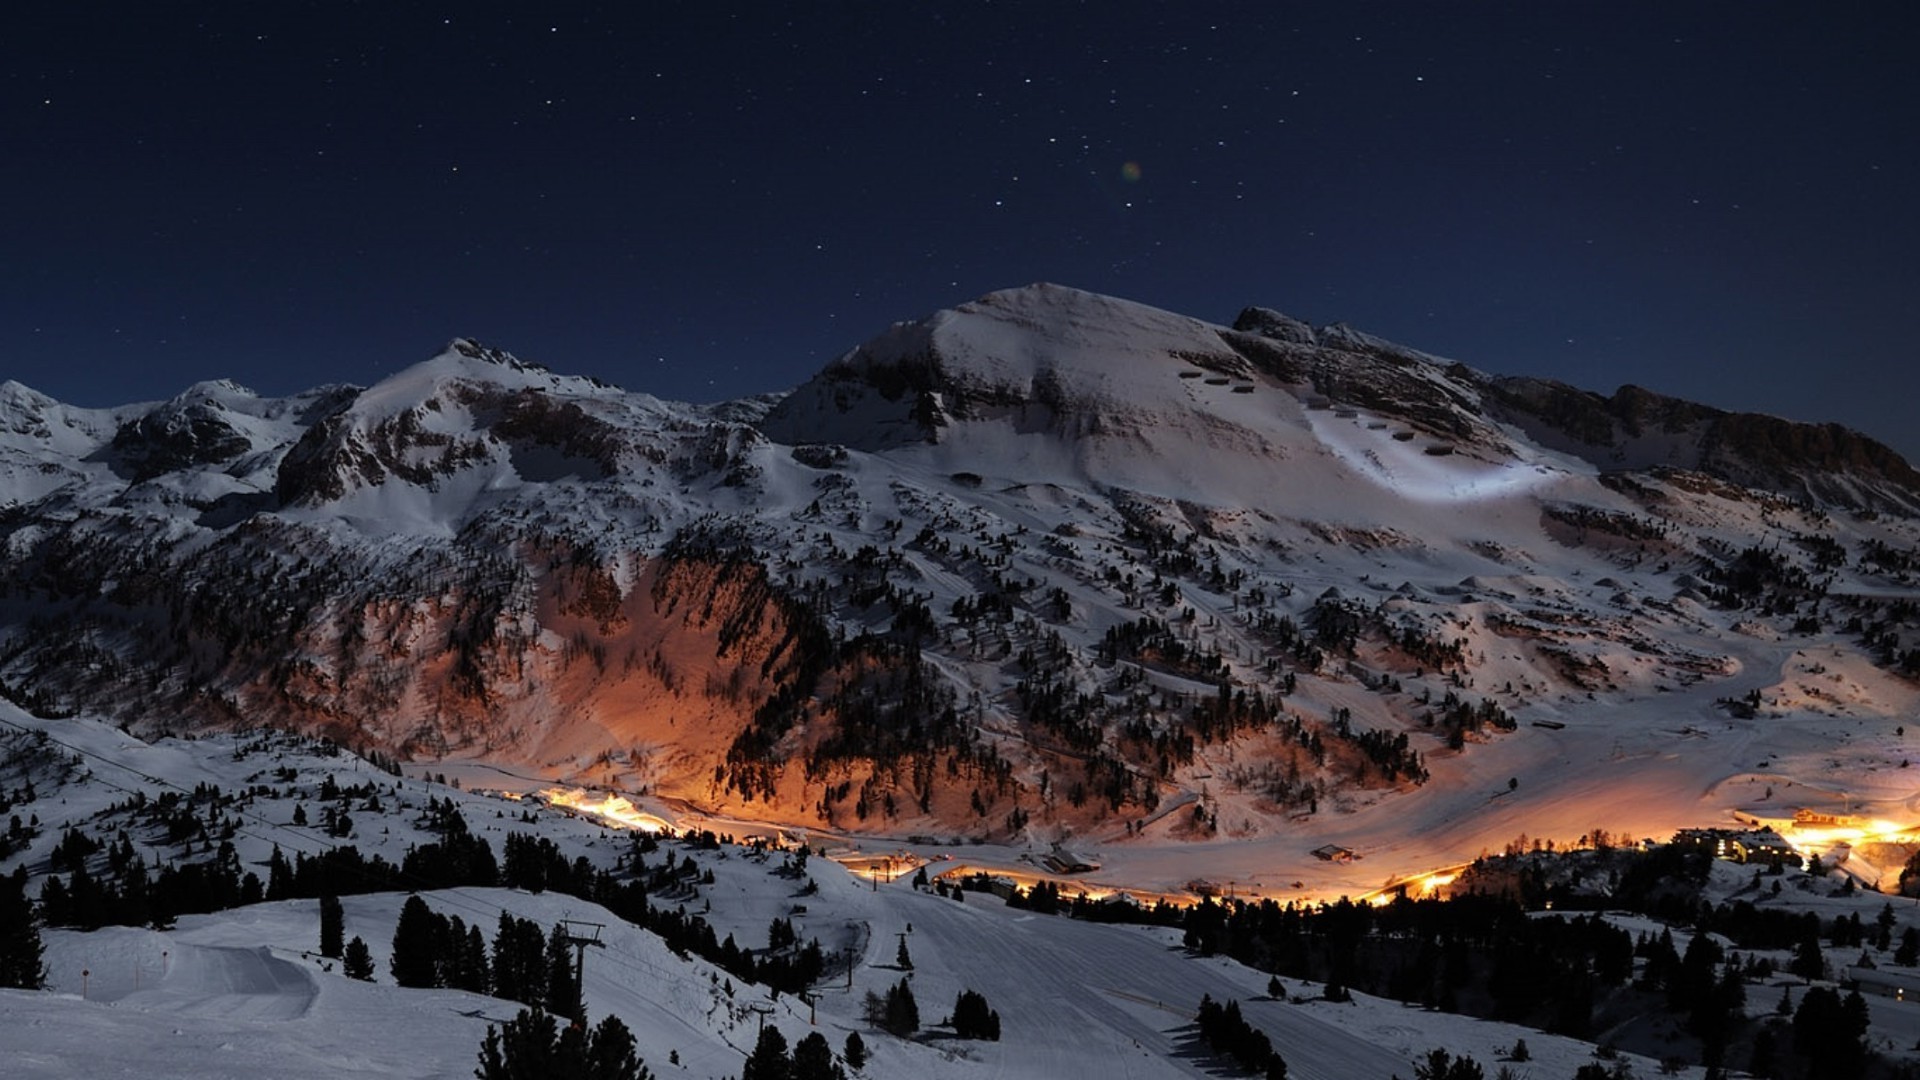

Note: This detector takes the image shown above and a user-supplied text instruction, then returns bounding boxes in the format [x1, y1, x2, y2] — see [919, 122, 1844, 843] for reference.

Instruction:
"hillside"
[8, 705, 1920, 1079]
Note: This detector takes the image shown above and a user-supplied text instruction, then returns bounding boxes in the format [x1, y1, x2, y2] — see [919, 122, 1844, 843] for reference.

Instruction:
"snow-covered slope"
[3, 284, 1920, 913]
[9, 706, 1920, 1079]
[0, 707, 1808, 1080]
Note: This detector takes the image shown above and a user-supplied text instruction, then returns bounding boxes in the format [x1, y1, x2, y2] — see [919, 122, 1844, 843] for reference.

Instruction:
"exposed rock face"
[1484, 376, 1920, 513]
[107, 402, 253, 481]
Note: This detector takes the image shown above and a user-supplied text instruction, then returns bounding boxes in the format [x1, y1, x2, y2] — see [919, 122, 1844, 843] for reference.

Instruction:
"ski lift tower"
[560, 920, 607, 1024]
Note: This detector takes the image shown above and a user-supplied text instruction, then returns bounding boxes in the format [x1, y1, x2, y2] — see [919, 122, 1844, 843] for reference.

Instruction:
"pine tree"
[791, 1031, 843, 1080]
[391, 894, 442, 988]
[267, 845, 293, 901]
[342, 936, 374, 981]
[1789, 934, 1826, 981]
[884, 978, 918, 1036]
[546, 924, 582, 1022]
[451, 922, 491, 994]
[951, 988, 1001, 1040]
[477, 1008, 560, 1080]
[319, 893, 344, 959]
[584, 1014, 649, 1080]
[741, 1024, 791, 1080]
[492, 913, 547, 1008]
[895, 936, 912, 971]
[842, 1031, 867, 1070]
[477, 1008, 653, 1080]
[0, 866, 46, 989]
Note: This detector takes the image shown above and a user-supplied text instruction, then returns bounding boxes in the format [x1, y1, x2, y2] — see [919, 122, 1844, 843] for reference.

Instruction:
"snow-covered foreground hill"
[17, 707, 1920, 1078]
[0, 708, 1753, 1079]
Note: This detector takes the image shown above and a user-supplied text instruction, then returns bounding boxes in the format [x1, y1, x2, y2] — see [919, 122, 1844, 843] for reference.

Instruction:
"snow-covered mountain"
[5, 283, 1920, 901]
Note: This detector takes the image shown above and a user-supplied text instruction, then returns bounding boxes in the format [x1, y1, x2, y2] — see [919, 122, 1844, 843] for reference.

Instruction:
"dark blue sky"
[6, 3, 1917, 456]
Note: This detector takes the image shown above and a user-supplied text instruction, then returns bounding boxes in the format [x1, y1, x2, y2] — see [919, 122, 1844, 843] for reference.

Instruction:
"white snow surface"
[0, 706, 1781, 1080]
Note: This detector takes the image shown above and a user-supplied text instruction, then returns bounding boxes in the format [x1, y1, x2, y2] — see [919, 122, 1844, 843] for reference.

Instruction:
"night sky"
[7, 4, 1917, 456]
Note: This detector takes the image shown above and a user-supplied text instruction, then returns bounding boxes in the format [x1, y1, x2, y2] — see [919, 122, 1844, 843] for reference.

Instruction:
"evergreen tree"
[584, 1014, 648, 1080]
[546, 924, 582, 1022]
[342, 936, 375, 981]
[391, 894, 443, 988]
[1793, 985, 1868, 1080]
[267, 846, 293, 901]
[492, 913, 547, 1008]
[477, 1007, 562, 1080]
[1413, 1047, 1485, 1080]
[791, 1031, 844, 1080]
[895, 936, 912, 971]
[1788, 933, 1826, 981]
[951, 988, 1001, 1039]
[476, 1008, 652, 1080]
[741, 1024, 791, 1080]
[319, 893, 344, 959]
[0, 866, 46, 989]
[36, 874, 69, 929]
[449, 921, 491, 994]
[865, 978, 919, 1036]
[842, 1031, 867, 1070]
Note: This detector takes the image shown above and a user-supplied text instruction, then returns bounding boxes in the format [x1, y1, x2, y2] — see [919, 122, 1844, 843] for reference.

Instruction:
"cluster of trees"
[479, 830, 829, 998]
[389, 897, 487, 989]
[1424, 690, 1516, 750]
[316, 893, 373, 979]
[474, 1007, 650, 1080]
[1099, 616, 1230, 681]
[387, 896, 583, 1018]
[40, 832, 264, 929]
[1330, 706, 1428, 785]
[740, 1026, 849, 1080]
[1634, 928, 1745, 1068]
[400, 798, 499, 888]
[0, 808, 38, 861]
[719, 589, 1015, 824]
[1404, 1047, 1485, 1080]
[0, 867, 45, 989]
[34, 798, 514, 935]
[1194, 995, 1286, 1079]
[863, 977, 919, 1036]
[949, 988, 1000, 1040]
[1788, 984, 1871, 1080]
[1701, 543, 1824, 613]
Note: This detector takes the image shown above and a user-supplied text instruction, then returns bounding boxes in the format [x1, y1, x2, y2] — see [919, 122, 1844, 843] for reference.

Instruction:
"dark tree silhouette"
[319, 893, 344, 959]
[342, 936, 374, 981]
[0, 867, 46, 989]
[475, 1007, 653, 1080]
[390, 894, 442, 988]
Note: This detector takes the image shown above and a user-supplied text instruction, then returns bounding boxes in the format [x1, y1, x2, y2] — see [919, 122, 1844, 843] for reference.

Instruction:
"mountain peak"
[759, 283, 1246, 454]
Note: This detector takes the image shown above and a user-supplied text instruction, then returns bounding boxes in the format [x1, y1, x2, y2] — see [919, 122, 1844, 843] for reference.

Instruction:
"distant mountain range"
[5, 283, 1919, 875]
